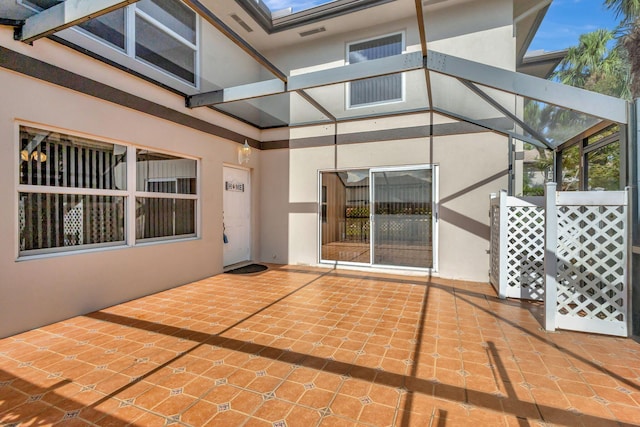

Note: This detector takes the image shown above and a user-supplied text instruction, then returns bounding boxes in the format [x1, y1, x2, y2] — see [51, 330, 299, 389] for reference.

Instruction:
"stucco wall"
[0, 67, 259, 338]
[257, 114, 509, 281]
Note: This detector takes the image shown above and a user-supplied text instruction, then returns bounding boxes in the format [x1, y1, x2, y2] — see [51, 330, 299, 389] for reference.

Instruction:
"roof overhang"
[517, 49, 567, 79]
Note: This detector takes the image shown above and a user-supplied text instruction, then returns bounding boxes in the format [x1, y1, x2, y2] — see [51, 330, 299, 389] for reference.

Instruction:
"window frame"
[15, 122, 200, 260]
[17, 0, 200, 89]
[345, 31, 406, 110]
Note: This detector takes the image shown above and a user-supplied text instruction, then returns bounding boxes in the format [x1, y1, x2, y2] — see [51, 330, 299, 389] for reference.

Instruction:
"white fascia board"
[187, 79, 285, 108]
[20, 0, 139, 44]
[427, 50, 628, 124]
[288, 51, 423, 91]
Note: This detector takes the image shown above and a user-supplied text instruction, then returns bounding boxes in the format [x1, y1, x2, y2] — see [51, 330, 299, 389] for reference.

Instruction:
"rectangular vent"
[299, 27, 326, 37]
[230, 13, 253, 32]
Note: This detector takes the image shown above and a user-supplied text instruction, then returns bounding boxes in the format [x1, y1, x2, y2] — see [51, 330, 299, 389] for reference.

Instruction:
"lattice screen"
[489, 201, 501, 291]
[555, 203, 628, 335]
[64, 202, 84, 246]
[489, 193, 544, 300]
[505, 204, 545, 300]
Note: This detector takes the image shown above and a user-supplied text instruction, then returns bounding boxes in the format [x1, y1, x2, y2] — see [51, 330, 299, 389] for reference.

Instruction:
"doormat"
[225, 263, 268, 274]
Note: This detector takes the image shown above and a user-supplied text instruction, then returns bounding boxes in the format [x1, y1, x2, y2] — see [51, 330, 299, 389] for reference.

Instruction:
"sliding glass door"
[372, 168, 432, 268]
[320, 166, 436, 269]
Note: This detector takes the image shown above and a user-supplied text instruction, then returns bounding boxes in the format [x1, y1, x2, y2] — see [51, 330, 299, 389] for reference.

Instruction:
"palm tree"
[553, 29, 630, 99]
[605, 0, 640, 97]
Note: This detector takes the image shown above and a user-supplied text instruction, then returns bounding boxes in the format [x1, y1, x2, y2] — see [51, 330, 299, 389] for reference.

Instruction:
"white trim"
[17, 185, 129, 197]
[345, 31, 406, 110]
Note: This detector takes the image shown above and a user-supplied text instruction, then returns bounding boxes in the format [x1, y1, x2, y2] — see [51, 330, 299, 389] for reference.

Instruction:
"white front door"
[223, 166, 251, 266]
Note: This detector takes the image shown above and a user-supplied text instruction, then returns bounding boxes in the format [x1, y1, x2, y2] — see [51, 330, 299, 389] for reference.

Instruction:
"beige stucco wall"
[0, 66, 259, 338]
[257, 114, 509, 281]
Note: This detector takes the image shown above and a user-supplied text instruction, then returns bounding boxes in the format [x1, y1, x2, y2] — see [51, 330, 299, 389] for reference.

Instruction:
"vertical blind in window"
[18, 126, 199, 256]
[135, 150, 197, 240]
[349, 34, 403, 107]
[18, 127, 127, 253]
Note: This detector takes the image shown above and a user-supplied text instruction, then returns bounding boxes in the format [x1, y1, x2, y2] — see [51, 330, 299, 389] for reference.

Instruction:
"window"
[135, 0, 197, 84]
[18, 126, 127, 254]
[18, 126, 198, 256]
[20, 0, 198, 85]
[559, 124, 622, 191]
[347, 33, 403, 108]
[135, 150, 197, 240]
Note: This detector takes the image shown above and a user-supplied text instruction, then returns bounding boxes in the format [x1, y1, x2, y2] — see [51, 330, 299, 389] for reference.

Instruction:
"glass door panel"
[371, 169, 433, 268]
[320, 170, 370, 263]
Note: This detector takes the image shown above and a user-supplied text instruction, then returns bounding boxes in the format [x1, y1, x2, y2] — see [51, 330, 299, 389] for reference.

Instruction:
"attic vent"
[299, 27, 326, 37]
[230, 13, 253, 32]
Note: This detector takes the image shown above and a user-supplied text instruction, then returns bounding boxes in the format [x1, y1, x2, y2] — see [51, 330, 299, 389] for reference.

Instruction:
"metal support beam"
[186, 79, 285, 108]
[188, 52, 423, 108]
[288, 51, 423, 91]
[459, 79, 553, 148]
[427, 50, 628, 125]
[295, 90, 337, 122]
[431, 107, 548, 149]
[18, 0, 139, 44]
[182, 0, 288, 82]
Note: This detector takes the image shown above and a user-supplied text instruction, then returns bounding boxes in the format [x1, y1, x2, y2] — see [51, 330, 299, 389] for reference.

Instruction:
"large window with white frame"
[20, 0, 198, 86]
[17, 125, 198, 256]
[346, 32, 404, 108]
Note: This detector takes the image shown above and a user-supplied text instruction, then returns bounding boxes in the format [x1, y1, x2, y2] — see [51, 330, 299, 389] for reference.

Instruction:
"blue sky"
[263, 0, 621, 52]
[527, 0, 620, 52]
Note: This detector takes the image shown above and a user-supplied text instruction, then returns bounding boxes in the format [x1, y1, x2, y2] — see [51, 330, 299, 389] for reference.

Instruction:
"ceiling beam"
[187, 52, 423, 108]
[287, 51, 423, 91]
[459, 79, 552, 148]
[18, 0, 139, 44]
[432, 107, 549, 149]
[426, 50, 628, 124]
[182, 0, 288, 82]
[186, 79, 285, 108]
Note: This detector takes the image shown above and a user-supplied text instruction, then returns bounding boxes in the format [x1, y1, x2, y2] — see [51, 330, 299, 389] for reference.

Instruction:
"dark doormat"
[225, 263, 268, 274]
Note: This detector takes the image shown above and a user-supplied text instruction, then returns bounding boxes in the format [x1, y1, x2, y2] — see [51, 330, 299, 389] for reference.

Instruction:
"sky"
[262, 0, 622, 53]
[529, 0, 621, 52]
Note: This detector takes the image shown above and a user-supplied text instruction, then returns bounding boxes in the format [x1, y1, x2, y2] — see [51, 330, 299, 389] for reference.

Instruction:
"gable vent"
[230, 13, 253, 32]
[299, 27, 326, 37]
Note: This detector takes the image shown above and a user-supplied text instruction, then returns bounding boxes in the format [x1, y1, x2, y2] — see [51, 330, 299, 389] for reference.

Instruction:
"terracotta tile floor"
[1, 265, 640, 426]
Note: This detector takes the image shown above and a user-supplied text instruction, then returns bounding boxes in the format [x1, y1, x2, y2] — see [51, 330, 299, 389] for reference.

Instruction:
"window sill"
[16, 236, 201, 262]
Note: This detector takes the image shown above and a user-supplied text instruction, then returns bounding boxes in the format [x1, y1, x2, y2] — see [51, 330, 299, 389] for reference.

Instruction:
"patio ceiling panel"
[466, 80, 605, 148]
[426, 50, 627, 127]
[213, 91, 332, 127]
[429, 71, 516, 133]
[187, 51, 424, 108]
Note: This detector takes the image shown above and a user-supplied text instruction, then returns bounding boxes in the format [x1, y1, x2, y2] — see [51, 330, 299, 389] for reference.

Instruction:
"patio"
[1, 265, 640, 426]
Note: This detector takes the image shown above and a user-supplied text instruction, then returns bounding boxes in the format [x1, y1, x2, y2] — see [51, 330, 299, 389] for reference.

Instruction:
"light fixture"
[238, 140, 252, 165]
[20, 149, 47, 162]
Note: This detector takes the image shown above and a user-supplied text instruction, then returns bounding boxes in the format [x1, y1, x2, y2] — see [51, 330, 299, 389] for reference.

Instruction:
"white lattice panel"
[64, 202, 83, 246]
[489, 201, 500, 290]
[505, 204, 545, 300]
[555, 203, 628, 336]
[18, 200, 25, 250]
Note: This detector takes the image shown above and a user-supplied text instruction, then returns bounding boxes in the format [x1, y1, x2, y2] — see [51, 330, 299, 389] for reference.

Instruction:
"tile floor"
[1, 265, 640, 426]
